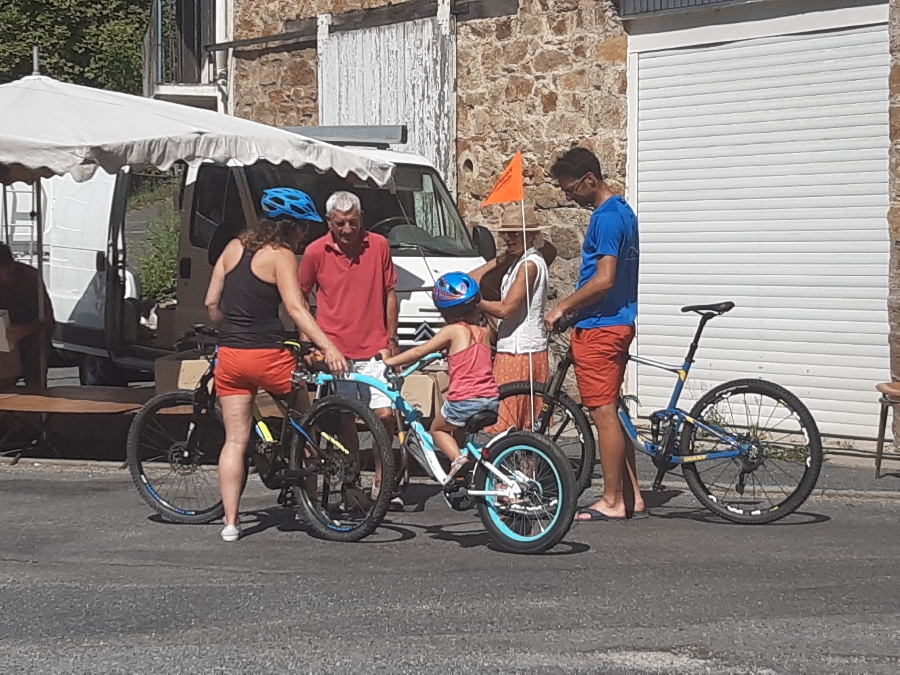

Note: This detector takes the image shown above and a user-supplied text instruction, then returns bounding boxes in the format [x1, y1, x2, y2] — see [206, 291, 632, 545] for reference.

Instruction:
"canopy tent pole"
[520, 199, 535, 428]
[1, 185, 8, 244]
[34, 178, 47, 389]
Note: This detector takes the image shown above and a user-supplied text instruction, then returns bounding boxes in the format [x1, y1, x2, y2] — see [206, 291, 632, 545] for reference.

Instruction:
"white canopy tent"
[0, 75, 395, 387]
[0, 75, 393, 186]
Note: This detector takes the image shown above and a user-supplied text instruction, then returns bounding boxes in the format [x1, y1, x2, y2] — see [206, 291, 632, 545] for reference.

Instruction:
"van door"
[171, 165, 250, 340]
[104, 172, 130, 354]
[44, 171, 119, 351]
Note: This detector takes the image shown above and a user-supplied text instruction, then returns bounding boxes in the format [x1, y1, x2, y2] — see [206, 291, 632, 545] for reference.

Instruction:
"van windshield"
[245, 163, 477, 257]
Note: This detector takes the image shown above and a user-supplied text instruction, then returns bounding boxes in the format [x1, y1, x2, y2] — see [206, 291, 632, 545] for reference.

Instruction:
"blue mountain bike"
[500, 302, 823, 524]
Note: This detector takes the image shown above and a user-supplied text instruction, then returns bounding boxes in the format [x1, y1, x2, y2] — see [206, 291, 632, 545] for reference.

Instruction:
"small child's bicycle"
[302, 353, 579, 554]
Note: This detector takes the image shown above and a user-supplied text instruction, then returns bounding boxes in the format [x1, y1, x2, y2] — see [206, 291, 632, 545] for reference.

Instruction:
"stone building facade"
[230, 0, 629, 303]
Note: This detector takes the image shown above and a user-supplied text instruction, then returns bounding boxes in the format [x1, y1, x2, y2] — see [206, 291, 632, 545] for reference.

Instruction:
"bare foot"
[574, 499, 625, 521]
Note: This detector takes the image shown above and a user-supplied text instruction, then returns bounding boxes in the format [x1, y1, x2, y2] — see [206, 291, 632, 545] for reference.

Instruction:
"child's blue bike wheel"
[475, 431, 577, 554]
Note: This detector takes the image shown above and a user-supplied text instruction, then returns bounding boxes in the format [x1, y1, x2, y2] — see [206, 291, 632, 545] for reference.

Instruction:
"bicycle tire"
[679, 378, 823, 524]
[475, 432, 577, 554]
[126, 390, 226, 524]
[295, 394, 395, 542]
[495, 381, 595, 495]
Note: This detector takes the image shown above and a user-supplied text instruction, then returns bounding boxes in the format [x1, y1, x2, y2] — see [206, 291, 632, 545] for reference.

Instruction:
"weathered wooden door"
[317, 6, 457, 191]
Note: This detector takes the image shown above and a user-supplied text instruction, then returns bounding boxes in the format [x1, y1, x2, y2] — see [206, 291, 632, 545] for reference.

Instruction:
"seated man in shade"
[0, 243, 55, 387]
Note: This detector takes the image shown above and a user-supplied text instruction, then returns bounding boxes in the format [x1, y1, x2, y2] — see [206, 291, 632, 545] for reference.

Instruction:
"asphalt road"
[1, 465, 899, 674]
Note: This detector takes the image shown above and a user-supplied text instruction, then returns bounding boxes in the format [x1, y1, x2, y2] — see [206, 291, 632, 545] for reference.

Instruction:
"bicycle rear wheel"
[126, 390, 225, 524]
[680, 378, 823, 524]
[488, 381, 595, 495]
[475, 432, 577, 554]
[295, 395, 395, 542]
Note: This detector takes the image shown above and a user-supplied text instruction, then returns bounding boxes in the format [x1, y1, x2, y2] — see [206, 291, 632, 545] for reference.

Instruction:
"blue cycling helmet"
[261, 188, 323, 222]
[433, 272, 481, 309]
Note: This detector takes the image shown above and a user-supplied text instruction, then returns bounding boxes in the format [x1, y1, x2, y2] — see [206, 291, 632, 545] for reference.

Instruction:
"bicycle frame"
[197, 347, 318, 465]
[307, 355, 519, 498]
[619, 313, 751, 463]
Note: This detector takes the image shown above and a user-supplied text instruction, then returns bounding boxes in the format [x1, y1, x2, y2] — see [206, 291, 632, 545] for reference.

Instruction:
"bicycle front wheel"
[491, 381, 595, 495]
[295, 395, 395, 542]
[126, 390, 225, 524]
[475, 432, 577, 554]
[679, 378, 823, 524]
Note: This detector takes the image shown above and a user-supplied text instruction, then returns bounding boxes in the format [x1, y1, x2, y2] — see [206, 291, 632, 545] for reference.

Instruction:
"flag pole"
[520, 198, 535, 429]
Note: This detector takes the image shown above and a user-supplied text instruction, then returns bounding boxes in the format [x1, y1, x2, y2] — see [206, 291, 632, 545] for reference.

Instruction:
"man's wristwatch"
[389, 336, 400, 345]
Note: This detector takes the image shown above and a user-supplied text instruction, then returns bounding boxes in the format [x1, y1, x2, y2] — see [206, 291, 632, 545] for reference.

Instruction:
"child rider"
[383, 272, 500, 479]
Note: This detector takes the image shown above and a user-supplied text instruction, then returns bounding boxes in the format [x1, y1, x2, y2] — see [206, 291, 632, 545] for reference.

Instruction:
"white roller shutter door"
[635, 23, 891, 437]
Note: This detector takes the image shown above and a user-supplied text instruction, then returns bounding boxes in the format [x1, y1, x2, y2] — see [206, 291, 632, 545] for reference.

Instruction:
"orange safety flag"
[480, 151, 525, 208]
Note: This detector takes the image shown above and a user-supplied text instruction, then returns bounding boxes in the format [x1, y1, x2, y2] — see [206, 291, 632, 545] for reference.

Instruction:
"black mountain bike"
[126, 326, 396, 542]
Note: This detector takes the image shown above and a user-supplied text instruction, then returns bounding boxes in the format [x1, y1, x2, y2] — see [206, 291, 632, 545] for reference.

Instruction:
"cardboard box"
[0, 346, 21, 388]
[0, 310, 12, 353]
[153, 302, 178, 349]
[401, 370, 449, 418]
[154, 349, 212, 394]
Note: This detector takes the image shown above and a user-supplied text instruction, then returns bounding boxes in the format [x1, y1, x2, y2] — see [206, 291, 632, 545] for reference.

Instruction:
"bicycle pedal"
[277, 487, 297, 507]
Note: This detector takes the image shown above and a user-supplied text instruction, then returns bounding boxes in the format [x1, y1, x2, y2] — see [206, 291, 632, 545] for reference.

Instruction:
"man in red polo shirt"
[299, 191, 399, 501]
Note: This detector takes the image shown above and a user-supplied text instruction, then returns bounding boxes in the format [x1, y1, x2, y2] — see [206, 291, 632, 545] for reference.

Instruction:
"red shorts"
[571, 325, 635, 408]
[215, 346, 295, 397]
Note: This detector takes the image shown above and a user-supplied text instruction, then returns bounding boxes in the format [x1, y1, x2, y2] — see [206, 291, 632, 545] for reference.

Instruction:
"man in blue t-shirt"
[544, 147, 645, 522]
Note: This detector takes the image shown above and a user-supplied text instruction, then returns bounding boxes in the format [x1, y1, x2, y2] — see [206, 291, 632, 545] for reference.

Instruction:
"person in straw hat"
[469, 203, 556, 431]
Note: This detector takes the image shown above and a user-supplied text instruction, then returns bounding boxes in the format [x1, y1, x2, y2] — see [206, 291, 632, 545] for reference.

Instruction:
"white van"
[2, 126, 497, 384]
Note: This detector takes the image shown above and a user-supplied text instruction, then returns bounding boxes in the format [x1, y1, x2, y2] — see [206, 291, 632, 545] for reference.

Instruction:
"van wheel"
[79, 355, 130, 387]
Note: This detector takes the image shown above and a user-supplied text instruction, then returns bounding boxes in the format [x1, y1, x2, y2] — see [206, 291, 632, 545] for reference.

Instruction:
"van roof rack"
[280, 125, 408, 149]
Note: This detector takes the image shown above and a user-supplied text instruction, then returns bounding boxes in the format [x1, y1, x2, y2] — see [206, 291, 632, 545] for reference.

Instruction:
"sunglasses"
[561, 174, 589, 199]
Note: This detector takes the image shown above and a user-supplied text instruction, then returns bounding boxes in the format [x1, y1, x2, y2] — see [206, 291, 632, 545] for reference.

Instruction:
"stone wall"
[456, 0, 627, 305]
[229, 0, 628, 401]
[231, 0, 395, 124]
[232, 45, 318, 126]
[890, 0, 900, 442]
[231, 0, 629, 304]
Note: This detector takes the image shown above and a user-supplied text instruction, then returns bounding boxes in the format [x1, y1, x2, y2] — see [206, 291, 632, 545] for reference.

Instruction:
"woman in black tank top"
[204, 204, 347, 542]
[217, 248, 286, 349]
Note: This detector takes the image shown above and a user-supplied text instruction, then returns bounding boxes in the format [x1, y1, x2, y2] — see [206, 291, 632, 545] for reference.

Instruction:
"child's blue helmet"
[261, 188, 323, 222]
[433, 272, 481, 309]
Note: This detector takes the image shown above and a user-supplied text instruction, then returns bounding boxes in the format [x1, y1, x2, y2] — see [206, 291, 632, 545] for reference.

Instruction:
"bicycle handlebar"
[375, 351, 445, 386]
[174, 324, 219, 353]
[554, 314, 578, 333]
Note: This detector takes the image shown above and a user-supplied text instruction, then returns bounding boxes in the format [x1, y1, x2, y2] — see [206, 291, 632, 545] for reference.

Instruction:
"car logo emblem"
[413, 322, 436, 342]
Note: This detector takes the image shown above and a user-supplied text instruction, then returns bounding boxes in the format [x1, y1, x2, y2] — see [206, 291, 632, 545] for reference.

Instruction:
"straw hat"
[490, 204, 550, 232]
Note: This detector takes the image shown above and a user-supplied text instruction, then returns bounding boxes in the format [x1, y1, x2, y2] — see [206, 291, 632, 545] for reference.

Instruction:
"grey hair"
[325, 191, 362, 218]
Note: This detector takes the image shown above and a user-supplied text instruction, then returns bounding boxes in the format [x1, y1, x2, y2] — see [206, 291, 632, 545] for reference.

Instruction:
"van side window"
[191, 166, 247, 265]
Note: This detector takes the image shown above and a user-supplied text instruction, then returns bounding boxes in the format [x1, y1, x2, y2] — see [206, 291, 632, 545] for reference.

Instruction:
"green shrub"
[135, 202, 180, 303]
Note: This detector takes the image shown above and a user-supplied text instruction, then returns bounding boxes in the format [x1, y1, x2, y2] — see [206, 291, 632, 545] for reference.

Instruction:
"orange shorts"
[215, 346, 295, 397]
[571, 325, 635, 408]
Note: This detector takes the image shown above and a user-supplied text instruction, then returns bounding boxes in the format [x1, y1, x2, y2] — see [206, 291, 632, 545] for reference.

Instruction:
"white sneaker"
[221, 524, 241, 542]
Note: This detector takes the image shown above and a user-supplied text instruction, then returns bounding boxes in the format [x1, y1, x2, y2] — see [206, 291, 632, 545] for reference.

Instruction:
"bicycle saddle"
[464, 410, 499, 433]
[680, 301, 735, 315]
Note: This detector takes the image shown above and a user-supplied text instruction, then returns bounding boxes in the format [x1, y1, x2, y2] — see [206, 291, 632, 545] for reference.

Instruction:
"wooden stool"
[875, 382, 900, 478]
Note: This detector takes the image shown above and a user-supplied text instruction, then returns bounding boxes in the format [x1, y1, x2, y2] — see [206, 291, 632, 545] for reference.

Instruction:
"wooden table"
[0, 386, 155, 461]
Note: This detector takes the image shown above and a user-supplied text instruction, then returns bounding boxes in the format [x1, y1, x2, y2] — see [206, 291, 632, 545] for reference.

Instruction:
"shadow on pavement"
[648, 507, 831, 526]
